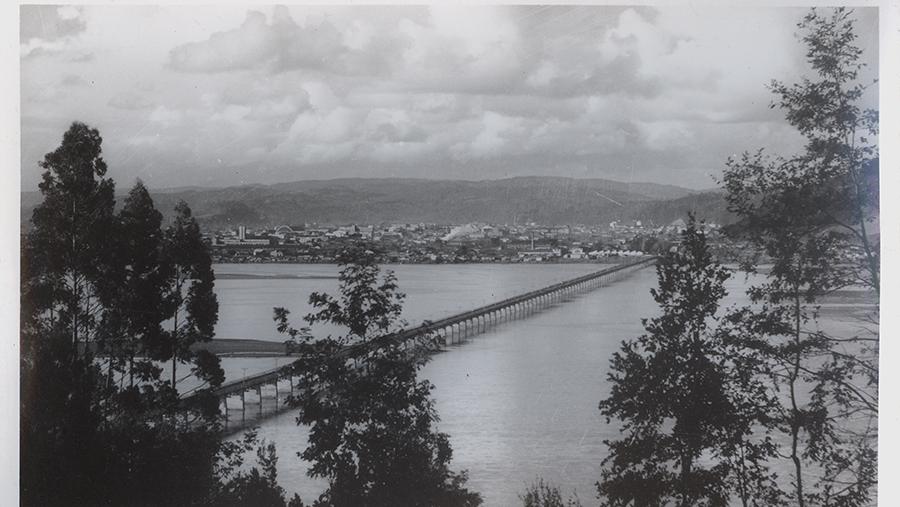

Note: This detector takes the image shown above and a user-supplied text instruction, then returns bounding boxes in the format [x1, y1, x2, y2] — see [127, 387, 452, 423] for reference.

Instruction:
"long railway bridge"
[182, 256, 658, 433]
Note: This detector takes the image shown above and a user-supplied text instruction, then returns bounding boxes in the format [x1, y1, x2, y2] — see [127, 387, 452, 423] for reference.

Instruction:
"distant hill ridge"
[21, 176, 731, 228]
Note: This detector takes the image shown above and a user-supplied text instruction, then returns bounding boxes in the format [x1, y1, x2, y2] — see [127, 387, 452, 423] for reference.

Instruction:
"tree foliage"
[597, 8, 878, 506]
[274, 243, 481, 507]
[101, 180, 170, 387]
[22, 121, 117, 354]
[157, 200, 223, 388]
[721, 7, 877, 507]
[211, 430, 306, 507]
[520, 478, 582, 507]
[598, 217, 780, 507]
[21, 122, 282, 506]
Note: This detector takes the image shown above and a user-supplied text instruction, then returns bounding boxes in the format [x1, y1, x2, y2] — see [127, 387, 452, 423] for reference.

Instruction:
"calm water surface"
[209, 263, 874, 506]
[212, 263, 610, 342]
[212, 263, 655, 505]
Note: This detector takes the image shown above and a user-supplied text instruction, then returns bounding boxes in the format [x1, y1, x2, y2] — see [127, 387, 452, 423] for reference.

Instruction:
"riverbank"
[195, 338, 291, 357]
[210, 256, 644, 266]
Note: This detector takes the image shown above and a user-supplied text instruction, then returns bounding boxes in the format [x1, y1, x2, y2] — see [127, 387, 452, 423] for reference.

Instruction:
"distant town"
[205, 218, 731, 264]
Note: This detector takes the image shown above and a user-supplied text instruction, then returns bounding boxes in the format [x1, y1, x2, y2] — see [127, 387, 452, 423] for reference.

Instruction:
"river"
[207, 262, 875, 506]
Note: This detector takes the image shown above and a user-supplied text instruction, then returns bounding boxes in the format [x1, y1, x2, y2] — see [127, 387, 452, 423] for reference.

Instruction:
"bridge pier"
[182, 258, 658, 431]
[221, 399, 229, 430]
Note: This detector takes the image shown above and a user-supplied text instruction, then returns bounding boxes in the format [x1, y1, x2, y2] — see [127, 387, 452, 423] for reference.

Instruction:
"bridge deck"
[182, 256, 657, 403]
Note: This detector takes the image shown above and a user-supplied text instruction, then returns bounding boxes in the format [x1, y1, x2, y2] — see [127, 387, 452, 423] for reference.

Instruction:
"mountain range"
[21, 176, 732, 228]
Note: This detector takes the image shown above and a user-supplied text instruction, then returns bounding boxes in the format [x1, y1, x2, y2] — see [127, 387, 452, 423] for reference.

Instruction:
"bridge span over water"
[182, 256, 658, 432]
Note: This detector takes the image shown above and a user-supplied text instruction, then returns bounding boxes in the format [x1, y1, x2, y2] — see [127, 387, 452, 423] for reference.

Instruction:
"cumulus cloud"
[20, 6, 87, 43]
[19, 5, 879, 190]
[167, 6, 402, 76]
[164, 6, 661, 99]
[169, 10, 291, 73]
[20, 6, 88, 59]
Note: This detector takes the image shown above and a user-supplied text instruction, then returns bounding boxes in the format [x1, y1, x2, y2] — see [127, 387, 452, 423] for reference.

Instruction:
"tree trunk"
[790, 286, 806, 507]
[737, 444, 749, 507]
[679, 453, 694, 507]
[172, 309, 178, 387]
[172, 272, 182, 387]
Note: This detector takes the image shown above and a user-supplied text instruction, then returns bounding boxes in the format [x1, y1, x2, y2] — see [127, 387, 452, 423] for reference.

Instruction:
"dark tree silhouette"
[20, 123, 120, 504]
[23, 121, 117, 356]
[211, 430, 306, 507]
[722, 8, 878, 506]
[520, 478, 582, 507]
[158, 201, 223, 389]
[102, 180, 171, 388]
[598, 217, 780, 507]
[21, 123, 287, 506]
[274, 243, 481, 507]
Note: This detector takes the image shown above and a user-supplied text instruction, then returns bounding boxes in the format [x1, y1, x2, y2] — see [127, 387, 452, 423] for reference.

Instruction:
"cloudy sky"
[20, 4, 878, 191]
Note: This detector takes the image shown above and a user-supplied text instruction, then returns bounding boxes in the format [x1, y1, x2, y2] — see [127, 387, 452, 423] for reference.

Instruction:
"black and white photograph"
[7, 2, 896, 506]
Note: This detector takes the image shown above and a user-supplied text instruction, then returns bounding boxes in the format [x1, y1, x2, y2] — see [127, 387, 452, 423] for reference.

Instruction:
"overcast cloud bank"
[20, 5, 878, 190]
